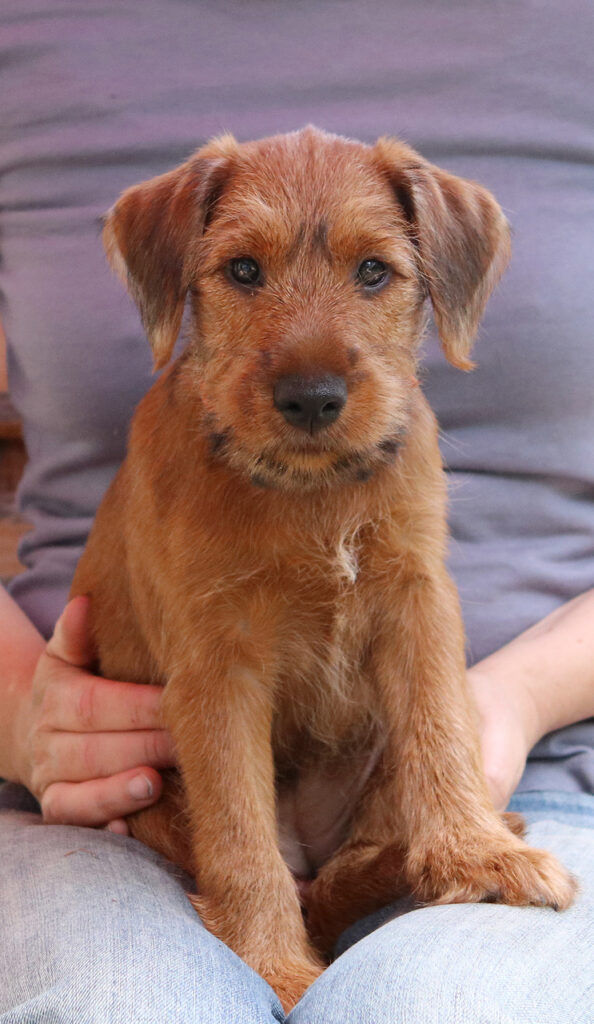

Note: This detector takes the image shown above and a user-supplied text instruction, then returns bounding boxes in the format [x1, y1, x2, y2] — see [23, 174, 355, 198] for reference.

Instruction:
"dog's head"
[104, 127, 510, 490]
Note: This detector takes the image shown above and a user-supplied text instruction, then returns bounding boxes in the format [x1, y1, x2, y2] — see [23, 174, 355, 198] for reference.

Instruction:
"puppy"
[72, 127, 575, 1011]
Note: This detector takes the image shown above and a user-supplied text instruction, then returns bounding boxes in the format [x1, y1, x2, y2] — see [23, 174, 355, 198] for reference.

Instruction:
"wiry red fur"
[73, 128, 575, 1011]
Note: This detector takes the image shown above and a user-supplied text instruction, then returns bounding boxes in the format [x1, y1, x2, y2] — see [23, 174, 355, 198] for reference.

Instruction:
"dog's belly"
[270, 583, 383, 876]
[276, 743, 382, 877]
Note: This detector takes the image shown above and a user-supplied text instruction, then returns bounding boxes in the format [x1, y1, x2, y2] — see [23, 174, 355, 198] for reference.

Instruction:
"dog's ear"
[103, 137, 237, 370]
[374, 137, 511, 370]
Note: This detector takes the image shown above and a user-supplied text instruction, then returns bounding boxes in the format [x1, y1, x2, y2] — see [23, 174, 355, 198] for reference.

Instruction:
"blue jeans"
[1, 785, 593, 1023]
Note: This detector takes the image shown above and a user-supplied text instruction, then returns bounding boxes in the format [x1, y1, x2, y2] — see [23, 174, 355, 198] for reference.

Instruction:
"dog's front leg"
[162, 648, 322, 1013]
[367, 566, 576, 909]
[308, 566, 575, 953]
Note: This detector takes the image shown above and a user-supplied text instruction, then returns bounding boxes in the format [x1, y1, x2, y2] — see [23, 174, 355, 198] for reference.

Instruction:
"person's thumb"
[46, 594, 95, 667]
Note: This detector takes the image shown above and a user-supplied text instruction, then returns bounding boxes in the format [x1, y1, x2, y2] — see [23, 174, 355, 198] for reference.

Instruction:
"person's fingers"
[106, 818, 131, 835]
[31, 728, 176, 793]
[46, 595, 95, 668]
[40, 767, 164, 827]
[40, 673, 165, 733]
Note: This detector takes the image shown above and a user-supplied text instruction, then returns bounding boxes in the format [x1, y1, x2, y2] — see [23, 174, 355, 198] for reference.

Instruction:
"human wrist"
[469, 649, 544, 754]
[1, 669, 33, 786]
[0, 588, 44, 783]
[1, 640, 43, 787]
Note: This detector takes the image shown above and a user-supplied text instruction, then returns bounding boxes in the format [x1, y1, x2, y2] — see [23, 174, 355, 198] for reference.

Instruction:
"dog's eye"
[229, 257, 262, 288]
[356, 259, 390, 290]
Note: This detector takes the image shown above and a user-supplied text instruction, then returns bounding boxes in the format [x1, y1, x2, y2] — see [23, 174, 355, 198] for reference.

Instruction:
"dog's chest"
[275, 529, 377, 713]
[272, 560, 383, 878]
[269, 526, 383, 834]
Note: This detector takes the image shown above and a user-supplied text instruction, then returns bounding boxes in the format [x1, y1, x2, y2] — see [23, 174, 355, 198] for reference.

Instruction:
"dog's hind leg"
[127, 769, 195, 876]
[305, 766, 408, 956]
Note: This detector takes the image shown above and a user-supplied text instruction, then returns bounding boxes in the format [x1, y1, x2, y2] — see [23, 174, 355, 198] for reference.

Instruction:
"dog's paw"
[501, 809, 526, 837]
[408, 834, 577, 911]
[306, 840, 407, 956]
[264, 958, 323, 1013]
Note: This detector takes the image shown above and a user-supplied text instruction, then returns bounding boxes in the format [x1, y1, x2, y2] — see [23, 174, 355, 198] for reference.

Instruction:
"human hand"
[469, 662, 540, 812]
[14, 595, 176, 833]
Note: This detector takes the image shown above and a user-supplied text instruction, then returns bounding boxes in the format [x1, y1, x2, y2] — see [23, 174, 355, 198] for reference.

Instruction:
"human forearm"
[469, 587, 594, 810]
[472, 588, 594, 745]
[0, 584, 44, 780]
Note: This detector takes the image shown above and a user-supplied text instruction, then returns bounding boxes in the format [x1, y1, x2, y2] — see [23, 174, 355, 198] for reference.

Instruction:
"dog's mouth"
[207, 422, 407, 491]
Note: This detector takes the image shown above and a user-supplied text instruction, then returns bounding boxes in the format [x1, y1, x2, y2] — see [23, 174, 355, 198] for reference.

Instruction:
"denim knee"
[0, 809, 282, 1024]
[291, 818, 594, 1024]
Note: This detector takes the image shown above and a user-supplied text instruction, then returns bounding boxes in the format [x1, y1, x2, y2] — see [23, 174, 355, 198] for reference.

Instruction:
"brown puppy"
[72, 127, 575, 1011]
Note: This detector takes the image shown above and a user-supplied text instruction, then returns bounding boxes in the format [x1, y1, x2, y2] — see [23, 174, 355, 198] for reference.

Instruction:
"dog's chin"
[222, 432, 406, 493]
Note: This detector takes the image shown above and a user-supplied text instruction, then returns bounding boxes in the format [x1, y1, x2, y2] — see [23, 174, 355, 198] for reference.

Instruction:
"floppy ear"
[103, 140, 236, 370]
[374, 137, 511, 370]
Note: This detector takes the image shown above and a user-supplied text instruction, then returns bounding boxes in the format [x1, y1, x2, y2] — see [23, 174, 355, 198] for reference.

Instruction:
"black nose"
[273, 374, 347, 433]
